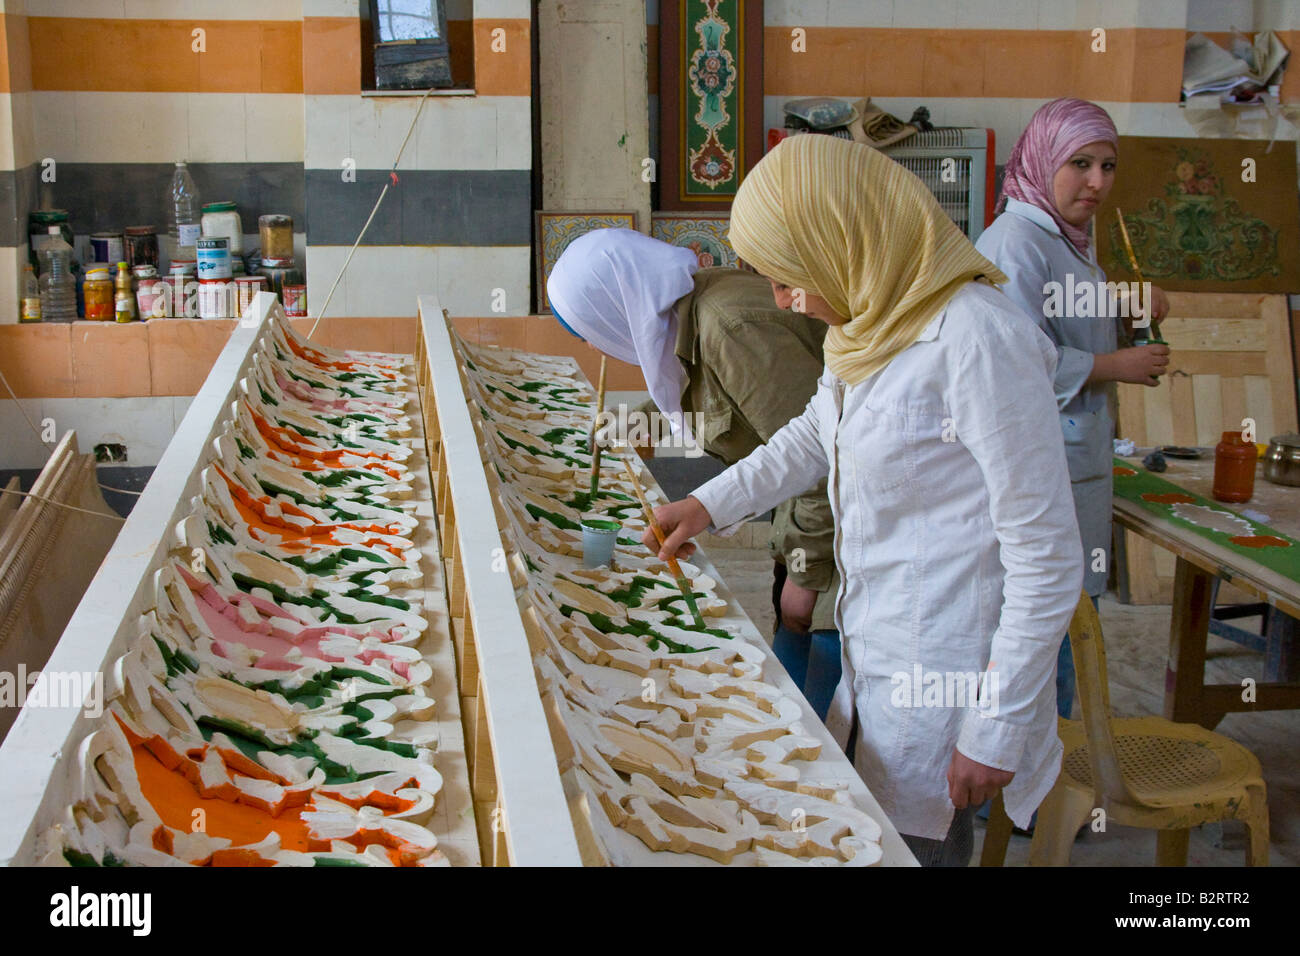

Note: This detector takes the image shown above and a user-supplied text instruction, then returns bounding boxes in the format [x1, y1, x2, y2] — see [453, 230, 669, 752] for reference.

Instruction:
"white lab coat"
[693, 282, 1083, 838]
[976, 198, 1116, 596]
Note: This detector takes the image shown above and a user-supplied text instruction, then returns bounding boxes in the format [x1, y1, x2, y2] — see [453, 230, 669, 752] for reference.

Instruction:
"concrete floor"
[707, 533, 1298, 867]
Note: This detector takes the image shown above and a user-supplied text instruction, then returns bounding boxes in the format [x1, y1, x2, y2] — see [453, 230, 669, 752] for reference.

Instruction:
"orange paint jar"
[82, 267, 114, 320]
[1213, 430, 1257, 503]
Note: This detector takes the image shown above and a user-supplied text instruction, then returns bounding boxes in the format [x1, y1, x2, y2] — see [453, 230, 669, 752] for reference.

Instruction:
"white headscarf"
[545, 228, 699, 423]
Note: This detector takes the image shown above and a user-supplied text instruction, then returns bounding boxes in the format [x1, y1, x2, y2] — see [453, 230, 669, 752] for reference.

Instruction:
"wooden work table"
[1114, 451, 1300, 729]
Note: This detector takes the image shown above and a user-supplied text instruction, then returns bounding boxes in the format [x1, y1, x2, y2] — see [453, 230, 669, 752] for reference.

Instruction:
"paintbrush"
[1114, 207, 1165, 344]
[621, 456, 706, 629]
[588, 356, 607, 500]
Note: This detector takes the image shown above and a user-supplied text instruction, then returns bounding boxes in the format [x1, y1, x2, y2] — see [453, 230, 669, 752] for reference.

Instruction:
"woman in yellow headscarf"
[650, 134, 1084, 866]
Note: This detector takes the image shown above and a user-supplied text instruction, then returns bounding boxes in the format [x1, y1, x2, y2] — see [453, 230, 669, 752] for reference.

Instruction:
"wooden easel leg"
[1166, 558, 1214, 728]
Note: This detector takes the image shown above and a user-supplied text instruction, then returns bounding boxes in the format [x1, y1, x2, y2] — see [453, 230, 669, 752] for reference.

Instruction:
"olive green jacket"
[645, 267, 839, 631]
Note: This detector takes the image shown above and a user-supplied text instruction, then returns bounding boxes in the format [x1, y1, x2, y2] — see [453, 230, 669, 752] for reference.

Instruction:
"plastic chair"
[981, 592, 1269, 866]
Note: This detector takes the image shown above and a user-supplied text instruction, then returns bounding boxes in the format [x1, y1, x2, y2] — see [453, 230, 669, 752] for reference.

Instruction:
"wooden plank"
[1243, 375, 1274, 444]
[1191, 374, 1224, 447]
[1260, 293, 1299, 436]
[1169, 372, 1197, 447]
[418, 295, 584, 867]
[1169, 351, 1269, 378]
[1117, 383, 1148, 445]
[1143, 378, 1175, 448]
[1220, 375, 1247, 437]
[1167, 291, 1271, 319]
[1161, 316, 1267, 351]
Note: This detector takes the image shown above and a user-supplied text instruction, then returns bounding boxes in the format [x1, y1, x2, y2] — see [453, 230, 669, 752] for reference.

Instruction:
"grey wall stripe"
[23, 163, 306, 239]
[5, 164, 530, 249]
[304, 168, 530, 246]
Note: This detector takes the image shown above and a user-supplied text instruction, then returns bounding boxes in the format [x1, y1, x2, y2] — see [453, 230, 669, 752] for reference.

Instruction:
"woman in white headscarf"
[547, 228, 842, 718]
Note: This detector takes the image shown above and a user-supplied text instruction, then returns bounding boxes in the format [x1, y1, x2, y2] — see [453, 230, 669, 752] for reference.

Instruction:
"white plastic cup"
[581, 519, 620, 568]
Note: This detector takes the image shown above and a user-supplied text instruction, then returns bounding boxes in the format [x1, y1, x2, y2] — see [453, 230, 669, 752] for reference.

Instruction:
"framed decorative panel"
[1098, 136, 1300, 293]
[534, 211, 638, 313]
[650, 212, 737, 269]
[659, 0, 764, 211]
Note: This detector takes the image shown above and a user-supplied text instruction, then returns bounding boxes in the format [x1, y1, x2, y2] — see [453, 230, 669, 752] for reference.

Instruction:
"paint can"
[283, 284, 307, 317]
[90, 232, 124, 268]
[196, 237, 232, 280]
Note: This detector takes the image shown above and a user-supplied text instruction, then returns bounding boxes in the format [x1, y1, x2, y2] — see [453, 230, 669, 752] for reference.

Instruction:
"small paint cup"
[581, 519, 620, 568]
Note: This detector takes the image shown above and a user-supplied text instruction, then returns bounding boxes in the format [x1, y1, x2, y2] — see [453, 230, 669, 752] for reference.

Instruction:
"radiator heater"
[881, 128, 996, 242]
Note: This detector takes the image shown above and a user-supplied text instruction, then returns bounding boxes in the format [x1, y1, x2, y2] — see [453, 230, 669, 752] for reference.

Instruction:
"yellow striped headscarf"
[729, 135, 1008, 386]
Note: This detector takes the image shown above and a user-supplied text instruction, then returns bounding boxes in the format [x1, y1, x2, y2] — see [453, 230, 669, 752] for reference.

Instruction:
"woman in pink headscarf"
[976, 98, 1169, 721]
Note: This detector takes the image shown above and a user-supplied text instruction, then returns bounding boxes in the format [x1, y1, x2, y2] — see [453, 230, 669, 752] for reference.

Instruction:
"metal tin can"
[282, 284, 307, 316]
[90, 232, 124, 267]
[132, 266, 164, 318]
[196, 237, 231, 280]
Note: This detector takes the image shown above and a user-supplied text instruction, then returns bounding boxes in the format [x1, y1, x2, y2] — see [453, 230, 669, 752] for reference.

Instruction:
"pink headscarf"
[997, 98, 1118, 255]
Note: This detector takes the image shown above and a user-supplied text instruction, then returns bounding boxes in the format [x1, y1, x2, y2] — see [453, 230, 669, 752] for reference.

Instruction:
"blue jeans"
[772, 623, 841, 721]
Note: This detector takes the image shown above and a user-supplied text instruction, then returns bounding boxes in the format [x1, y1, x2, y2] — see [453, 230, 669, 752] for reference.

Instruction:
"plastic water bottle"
[168, 161, 201, 262]
[39, 245, 77, 322]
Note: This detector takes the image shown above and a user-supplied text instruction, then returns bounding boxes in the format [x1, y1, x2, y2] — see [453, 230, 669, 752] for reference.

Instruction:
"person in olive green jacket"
[546, 227, 841, 717]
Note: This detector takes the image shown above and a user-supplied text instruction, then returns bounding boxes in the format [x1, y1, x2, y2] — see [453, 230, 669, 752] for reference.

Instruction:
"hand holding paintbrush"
[1114, 207, 1168, 344]
[621, 457, 707, 628]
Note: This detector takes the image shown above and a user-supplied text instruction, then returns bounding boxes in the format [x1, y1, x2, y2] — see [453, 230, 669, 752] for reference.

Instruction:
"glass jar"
[124, 225, 159, 270]
[1213, 430, 1257, 503]
[258, 214, 295, 261]
[83, 267, 114, 320]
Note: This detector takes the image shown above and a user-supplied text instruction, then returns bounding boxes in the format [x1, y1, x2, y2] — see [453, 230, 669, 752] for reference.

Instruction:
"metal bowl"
[1262, 434, 1300, 486]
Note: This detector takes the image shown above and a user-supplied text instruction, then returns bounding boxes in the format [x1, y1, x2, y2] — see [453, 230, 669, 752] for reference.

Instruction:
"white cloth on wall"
[976, 197, 1116, 596]
[691, 282, 1083, 839]
[545, 228, 699, 424]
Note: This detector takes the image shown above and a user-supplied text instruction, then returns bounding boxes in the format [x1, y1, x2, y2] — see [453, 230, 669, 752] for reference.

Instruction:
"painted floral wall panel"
[1098, 136, 1300, 293]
